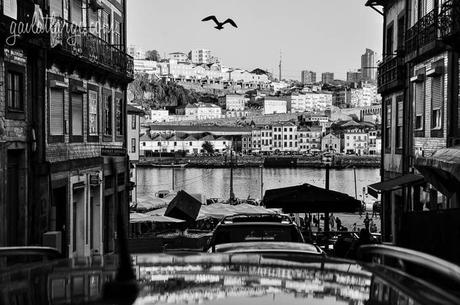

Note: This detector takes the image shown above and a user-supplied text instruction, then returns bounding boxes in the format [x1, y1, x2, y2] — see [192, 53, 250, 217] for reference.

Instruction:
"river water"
[137, 167, 380, 202]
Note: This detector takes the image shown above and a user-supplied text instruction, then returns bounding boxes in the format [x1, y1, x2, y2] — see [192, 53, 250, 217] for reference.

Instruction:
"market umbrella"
[263, 183, 361, 213]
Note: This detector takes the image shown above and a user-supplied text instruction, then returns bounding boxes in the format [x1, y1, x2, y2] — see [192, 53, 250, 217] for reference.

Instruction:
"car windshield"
[214, 225, 303, 244]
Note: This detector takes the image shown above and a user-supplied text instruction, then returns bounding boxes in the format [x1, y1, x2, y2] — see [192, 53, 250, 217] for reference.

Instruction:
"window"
[49, 88, 65, 137]
[104, 94, 112, 136]
[70, 93, 83, 139]
[131, 115, 136, 129]
[396, 96, 403, 150]
[431, 75, 443, 130]
[101, 10, 111, 43]
[397, 15, 405, 50]
[88, 90, 98, 136]
[414, 69, 425, 131]
[115, 97, 123, 136]
[113, 20, 122, 49]
[385, 99, 392, 150]
[386, 23, 394, 57]
[6, 69, 24, 111]
[131, 138, 136, 153]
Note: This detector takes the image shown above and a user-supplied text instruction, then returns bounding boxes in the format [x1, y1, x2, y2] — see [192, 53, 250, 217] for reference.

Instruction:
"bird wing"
[202, 15, 219, 25]
[222, 18, 238, 28]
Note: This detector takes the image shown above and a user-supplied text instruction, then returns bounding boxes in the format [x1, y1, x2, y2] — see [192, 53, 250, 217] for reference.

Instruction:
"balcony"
[405, 2, 460, 60]
[439, 0, 460, 50]
[377, 55, 405, 94]
[49, 18, 134, 81]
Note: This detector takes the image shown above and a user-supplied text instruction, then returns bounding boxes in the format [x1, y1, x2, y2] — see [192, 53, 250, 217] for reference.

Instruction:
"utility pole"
[324, 162, 331, 241]
[171, 166, 175, 191]
[260, 165, 264, 204]
[229, 140, 235, 202]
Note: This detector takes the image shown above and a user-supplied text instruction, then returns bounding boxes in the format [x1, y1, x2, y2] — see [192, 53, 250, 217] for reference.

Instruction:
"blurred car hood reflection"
[2, 253, 458, 305]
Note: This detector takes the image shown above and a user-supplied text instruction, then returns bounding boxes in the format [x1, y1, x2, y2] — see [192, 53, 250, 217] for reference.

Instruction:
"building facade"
[127, 105, 144, 209]
[301, 70, 316, 84]
[361, 48, 377, 82]
[263, 97, 288, 115]
[0, 0, 134, 257]
[189, 49, 212, 64]
[321, 72, 334, 84]
[321, 133, 341, 153]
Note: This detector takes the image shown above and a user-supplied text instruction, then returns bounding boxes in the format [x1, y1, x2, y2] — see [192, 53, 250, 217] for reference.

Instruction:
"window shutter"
[397, 96, 403, 126]
[431, 76, 442, 110]
[50, 89, 64, 135]
[71, 0, 82, 24]
[415, 82, 425, 116]
[50, 0, 63, 18]
[71, 93, 83, 136]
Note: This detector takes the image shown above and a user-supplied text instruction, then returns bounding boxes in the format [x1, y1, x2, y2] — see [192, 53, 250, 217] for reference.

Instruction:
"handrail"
[0, 246, 62, 259]
[358, 244, 460, 285]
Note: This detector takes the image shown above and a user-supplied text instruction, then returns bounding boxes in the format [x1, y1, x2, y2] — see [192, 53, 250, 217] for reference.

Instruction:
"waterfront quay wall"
[138, 155, 381, 169]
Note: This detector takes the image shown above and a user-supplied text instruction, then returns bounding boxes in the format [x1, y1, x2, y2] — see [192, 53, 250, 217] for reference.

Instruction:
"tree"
[202, 141, 214, 155]
[145, 50, 161, 61]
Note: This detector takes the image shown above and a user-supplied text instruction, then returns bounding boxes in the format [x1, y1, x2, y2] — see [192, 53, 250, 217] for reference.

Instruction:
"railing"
[439, 0, 460, 42]
[406, 1, 460, 54]
[50, 17, 134, 78]
[377, 55, 405, 93]
[405, 9, 438, 54]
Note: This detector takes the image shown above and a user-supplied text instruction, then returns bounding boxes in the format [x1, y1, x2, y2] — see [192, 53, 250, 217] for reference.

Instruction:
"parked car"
[206, 213, 305, 251]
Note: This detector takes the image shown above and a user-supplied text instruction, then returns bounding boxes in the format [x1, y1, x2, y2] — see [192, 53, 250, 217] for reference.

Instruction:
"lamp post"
[322, 153, 333, 246]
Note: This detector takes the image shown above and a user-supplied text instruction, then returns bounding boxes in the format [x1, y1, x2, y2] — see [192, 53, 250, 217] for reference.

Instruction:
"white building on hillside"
[223, 94, 246, 111]
[272, 122, 298, 152]
[344, 131, 369, 155]
[263, 97, 288, 115]
[149, 109, 170, 122]
[321, 133, 341, 153]
[298, 126, 322, 153]
[190, 49, 212, 64]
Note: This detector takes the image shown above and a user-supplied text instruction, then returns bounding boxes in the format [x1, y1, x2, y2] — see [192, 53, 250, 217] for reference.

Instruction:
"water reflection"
[137, 167, 380, 200]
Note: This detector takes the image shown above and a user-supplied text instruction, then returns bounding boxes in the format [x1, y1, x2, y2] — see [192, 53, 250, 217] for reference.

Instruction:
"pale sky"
[127, 0, 382, 80]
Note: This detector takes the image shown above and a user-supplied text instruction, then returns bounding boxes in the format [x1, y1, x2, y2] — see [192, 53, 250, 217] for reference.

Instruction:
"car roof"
[213, 242, 321, 254]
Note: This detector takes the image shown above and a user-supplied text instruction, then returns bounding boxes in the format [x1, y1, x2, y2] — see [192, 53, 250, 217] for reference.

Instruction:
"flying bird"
[201, 15, 237, 30]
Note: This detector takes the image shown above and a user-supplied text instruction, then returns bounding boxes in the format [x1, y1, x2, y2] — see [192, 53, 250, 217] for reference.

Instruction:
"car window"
[214, 225, 302, 245]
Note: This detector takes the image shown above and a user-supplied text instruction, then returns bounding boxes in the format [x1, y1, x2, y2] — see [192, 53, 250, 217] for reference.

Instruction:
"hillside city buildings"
[140, 116, 381, 156]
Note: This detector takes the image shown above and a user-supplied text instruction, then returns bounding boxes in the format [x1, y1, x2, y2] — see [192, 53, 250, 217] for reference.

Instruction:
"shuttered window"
[70, 0, 82, 24]
[115, 97, 123, 136]
[50, 89, 65, 136]
[385, 98, 392, 150]
[414, 69, 425, 130]
[88, 90, 98, 135]
[431, 75, 443, 129]
[71, 93, 83, 137]
[103, 94, 112, 136]
[88, 6, 98, 35]
[50, 0, 63, 18]
[396, 96, 403, 150]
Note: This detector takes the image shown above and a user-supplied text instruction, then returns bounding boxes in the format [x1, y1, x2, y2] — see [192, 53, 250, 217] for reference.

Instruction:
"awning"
[263, 183, 361, 213]
[367, 174, 424, 198]
[415, 146, 460, 196]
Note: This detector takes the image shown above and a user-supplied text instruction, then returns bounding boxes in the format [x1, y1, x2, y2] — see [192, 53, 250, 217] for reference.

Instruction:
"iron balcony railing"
[377, 55, 405, 93]
[50, 17, 134, 79]
[406, 1, 460, 54]
[439, 0, 460, 44]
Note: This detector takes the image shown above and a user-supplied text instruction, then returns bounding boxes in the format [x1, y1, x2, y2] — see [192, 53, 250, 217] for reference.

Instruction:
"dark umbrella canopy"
[263, 183, 361, 213]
